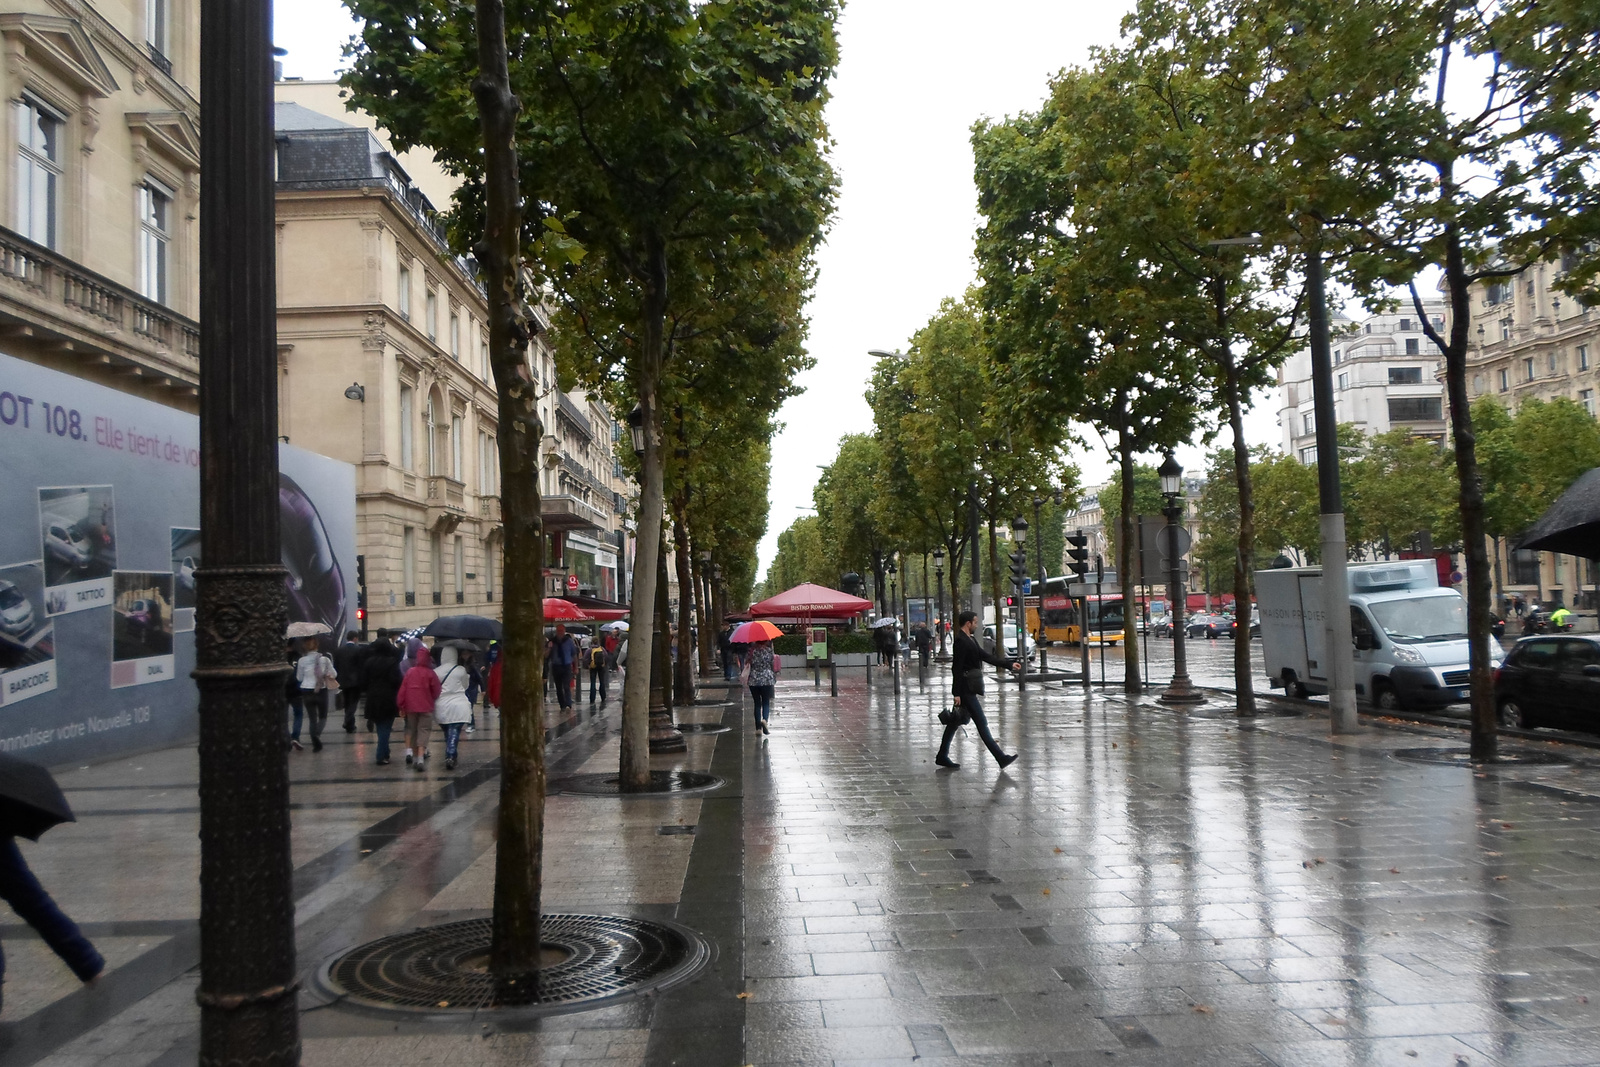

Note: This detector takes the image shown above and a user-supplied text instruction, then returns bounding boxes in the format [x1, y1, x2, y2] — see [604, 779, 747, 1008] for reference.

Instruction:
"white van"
[1257, 561, 1497, 711]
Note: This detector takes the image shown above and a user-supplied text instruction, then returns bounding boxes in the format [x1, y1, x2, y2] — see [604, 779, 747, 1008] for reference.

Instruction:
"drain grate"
[674, 723, 731, 734]
[1393, 747, 1570, 767]
[321, 913, 710, 1015]
[550, 770, 724, 796]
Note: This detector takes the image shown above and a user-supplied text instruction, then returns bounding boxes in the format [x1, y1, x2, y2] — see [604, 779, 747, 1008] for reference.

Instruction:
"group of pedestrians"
[545, 623, 622, 711]
[285, 629, 498, 771]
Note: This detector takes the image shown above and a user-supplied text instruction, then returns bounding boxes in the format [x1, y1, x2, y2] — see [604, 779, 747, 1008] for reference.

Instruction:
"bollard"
[813, 662, 821, 688]
[830, 661, 838, 696]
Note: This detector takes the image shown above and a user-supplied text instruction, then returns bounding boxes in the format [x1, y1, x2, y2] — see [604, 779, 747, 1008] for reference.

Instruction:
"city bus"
[1034, 577, 1124, 646]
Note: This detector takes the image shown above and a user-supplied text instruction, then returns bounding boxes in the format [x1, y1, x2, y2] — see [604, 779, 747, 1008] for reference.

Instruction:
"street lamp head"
[867, 348, 903, 360]
[1158, 452, 1183, 497]
[1052, 487, 1063, 507]
[626, 403, 646, 457]
[932, 546, 945, 568]
[698, 548, 712, 563]
[1012, 515, 1028, 543]
[886, 561, 897, 577]
[343, 382, 365, 402]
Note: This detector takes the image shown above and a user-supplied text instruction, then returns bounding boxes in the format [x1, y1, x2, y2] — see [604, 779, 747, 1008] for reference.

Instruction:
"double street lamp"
[886, 559, 900, 694]
[1156, 454, 1205, 706]
[933, 546, 946, 659]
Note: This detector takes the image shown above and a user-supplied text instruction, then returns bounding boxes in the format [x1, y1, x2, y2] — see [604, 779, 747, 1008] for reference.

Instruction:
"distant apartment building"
[271, 83, 635, 632]
[1277, 301, 1449, 463]
[1460, 256, 1600, 610]
[0, 0, 201, 406]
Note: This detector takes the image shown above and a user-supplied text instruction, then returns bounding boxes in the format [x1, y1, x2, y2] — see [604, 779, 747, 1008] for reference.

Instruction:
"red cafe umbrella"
[749, 582, 873, 619]
[730, 620, 783, 644]
[543, 597, 590, 621]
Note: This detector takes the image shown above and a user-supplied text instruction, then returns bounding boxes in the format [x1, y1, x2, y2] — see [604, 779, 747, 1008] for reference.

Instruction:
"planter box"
[833, 653, 872, 667]
[778, 655, 810, 670]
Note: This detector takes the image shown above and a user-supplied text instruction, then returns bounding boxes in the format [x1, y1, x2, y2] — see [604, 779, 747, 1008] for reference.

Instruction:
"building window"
[1524, 357, 1536, 381]
[429, 531, 443, 605]
[480, 340, 490, 381]
[146, 0, 169, 64]
[450, 414, 463, 480]
[484, 540, 496, 602]
[1510, 548, 1542, 586]
[1499, 368, 1509, 392]
[1388, 367, 1423, 385]
[1486, 281, 1510, 306]
[1405, 338, 1420, 355]
[1338, 372, 1349, 390]
[137, 180, 172, 305]
[426, 290, 438, 342]
[1549, 352, 1559, 374]
[1472, 374, 1483, 395]
[403, 527, 416, 606]
[1302, 412, 1315, 434]
[1581, 389, 1595, 418]
[453, 536, 465, 603]
[1388, 397, 1442, 422]
[399, 385, 414, 470]
[1299, 446, 1318, 464]
[425, 396, 439, 476]
[1399, 318, 1412, 332]
[397, 264, 411, 320]
[1501, 319, 1512, 341]
[1579, 344, 1590, 371]
[1333, 349, 1341, 365]
[449, 312, 460, 359]
[16, 97, 62, 249]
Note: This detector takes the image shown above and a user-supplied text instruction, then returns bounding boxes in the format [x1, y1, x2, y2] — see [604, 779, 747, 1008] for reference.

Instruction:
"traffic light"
[1066, 530, 1090, 580]
[1008, 548, 1027, 589]
[1004, 595, 1015, 607]
[356, 554, 369, 638]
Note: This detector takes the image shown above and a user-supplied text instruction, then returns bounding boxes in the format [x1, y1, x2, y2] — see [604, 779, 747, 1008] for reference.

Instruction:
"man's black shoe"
[997, 753, 1018, 769]
[935, 756, 960, 769]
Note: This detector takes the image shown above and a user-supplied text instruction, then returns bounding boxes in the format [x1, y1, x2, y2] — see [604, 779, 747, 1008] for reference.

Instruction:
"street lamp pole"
[1306, 244, 1360, 733]
[1012, 515, 1028, 692]
[887, 559, 899, 695]
[933, 547, 946, 660]
[1156, 454, 1205, 706]
[195, 3, 299, 1063]
[968, 480, 982, 616]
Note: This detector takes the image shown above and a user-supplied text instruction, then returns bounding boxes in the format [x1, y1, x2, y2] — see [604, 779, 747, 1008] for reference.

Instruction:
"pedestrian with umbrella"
[0, 753, 104, 1014]
[732, 620, 783, 736]
[433, 641, 475, 770]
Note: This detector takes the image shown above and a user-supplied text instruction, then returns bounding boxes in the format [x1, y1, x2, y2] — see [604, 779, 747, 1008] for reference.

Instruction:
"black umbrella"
[0, 752, 75, 841]
[1518, 467, 1600, 559]
[421, 614, 503, 642]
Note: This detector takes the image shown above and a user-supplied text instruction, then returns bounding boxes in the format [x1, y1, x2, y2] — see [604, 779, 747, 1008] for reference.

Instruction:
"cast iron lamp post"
[887, 559, 899, 694]
[1156, 454, 1205, 705]
[933, 547, 946, 660]
[1012, 516, 1028, 690]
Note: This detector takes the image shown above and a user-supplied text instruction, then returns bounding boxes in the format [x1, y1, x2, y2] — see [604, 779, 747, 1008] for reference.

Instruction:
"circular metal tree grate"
[320, 913, 710, 1015]
[674, 723, 731, 735]
[550, 770, 724, 796]
[1393, 746, 1570, 767]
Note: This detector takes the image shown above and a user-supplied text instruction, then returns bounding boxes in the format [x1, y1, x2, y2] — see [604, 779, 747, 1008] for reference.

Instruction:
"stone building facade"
[1461, 258, 1600, 610]
[0, 0, 200, 407]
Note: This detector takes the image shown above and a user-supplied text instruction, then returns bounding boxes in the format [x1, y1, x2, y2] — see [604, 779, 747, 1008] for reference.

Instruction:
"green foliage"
[1251, 450, 1320, 563]
[814, 434, 891, 580]
[771, 632, 873, 656]
[1097, 466, 1165, 566]
[1345, 429, 1459, 553]
[761, 515, 833, 594]
[1476, 396, 1600, 540]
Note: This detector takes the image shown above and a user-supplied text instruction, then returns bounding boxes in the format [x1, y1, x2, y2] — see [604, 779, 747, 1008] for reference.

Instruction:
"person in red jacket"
[397, 647, 442, 771]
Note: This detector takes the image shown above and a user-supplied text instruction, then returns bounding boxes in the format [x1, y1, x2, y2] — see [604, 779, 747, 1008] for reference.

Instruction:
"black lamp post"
[887, 559, 899, 694]
[1012, 515, 1028, 690]
[1157, 453, 1205, 705]
[933, 546, 946, 659]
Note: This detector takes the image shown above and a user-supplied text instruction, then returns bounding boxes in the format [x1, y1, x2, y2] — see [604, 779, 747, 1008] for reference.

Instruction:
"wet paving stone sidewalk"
[4, 670, 1600, 1066]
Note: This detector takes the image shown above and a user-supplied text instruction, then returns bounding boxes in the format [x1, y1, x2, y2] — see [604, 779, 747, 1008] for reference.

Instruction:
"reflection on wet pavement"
[4, 669, 1600, 1066]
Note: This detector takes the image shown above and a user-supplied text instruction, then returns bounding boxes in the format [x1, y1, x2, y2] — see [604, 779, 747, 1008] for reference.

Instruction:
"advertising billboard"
[0, 352, 355, 765]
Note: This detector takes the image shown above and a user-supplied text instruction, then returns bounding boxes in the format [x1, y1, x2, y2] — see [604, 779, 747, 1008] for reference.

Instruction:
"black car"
[1494, 635, 1600, 732]
[1186, 613, 1235, 639]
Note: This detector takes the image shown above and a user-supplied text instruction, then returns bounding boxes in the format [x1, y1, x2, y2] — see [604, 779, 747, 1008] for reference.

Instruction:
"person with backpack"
[433, 644, 473, 771]
[587, 637, 609, 703]
[546, 623, 578, 712]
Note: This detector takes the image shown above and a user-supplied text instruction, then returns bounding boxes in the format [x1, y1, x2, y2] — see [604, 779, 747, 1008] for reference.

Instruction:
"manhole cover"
[550, 770, 724, 796]
[320, 914, 710, 1015]
[675, 722, 731, 734]
[1393, 747, 1570, 767]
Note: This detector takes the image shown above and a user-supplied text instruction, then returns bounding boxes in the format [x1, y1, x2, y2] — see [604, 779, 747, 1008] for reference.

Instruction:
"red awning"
[749, 582, 873, 619]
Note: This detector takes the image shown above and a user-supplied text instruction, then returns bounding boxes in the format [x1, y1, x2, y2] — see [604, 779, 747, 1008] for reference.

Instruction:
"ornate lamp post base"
[1157, 676, 1207, 705]
[647, 698, 687, 752]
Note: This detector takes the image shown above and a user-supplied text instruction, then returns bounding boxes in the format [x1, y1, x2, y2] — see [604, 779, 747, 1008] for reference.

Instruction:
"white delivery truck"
[1256, 560, 1497, 711]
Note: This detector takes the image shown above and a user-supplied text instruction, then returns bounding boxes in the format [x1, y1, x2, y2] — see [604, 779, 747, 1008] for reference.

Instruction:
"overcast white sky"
[273, 0, 1286, 576]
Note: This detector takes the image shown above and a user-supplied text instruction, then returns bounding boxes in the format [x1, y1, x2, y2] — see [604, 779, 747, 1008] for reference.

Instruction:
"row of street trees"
[971, 0, 1600, 746]
[340, 0, 839, 983]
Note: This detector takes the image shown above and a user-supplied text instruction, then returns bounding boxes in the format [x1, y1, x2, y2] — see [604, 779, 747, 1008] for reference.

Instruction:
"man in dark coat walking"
[937, 610, 1020, 770]
[335, 632, 370, 732]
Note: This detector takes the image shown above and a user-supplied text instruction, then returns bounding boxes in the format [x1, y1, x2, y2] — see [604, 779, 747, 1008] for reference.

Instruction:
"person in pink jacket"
[397, 648, 442, 771]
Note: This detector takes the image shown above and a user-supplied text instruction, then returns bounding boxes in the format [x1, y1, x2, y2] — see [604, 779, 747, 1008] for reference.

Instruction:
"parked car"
[1186, 613, 1235, 639]
[1149, 612, 1175, 637]
[0, 580, 35, 637]
[981, 624, 1036, 661]
[1494, 635, 1600, 732]
[44, 521, 93, 569]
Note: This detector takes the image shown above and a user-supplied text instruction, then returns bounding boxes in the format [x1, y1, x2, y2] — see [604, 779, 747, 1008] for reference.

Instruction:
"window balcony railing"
[0, 225, 200, 375]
